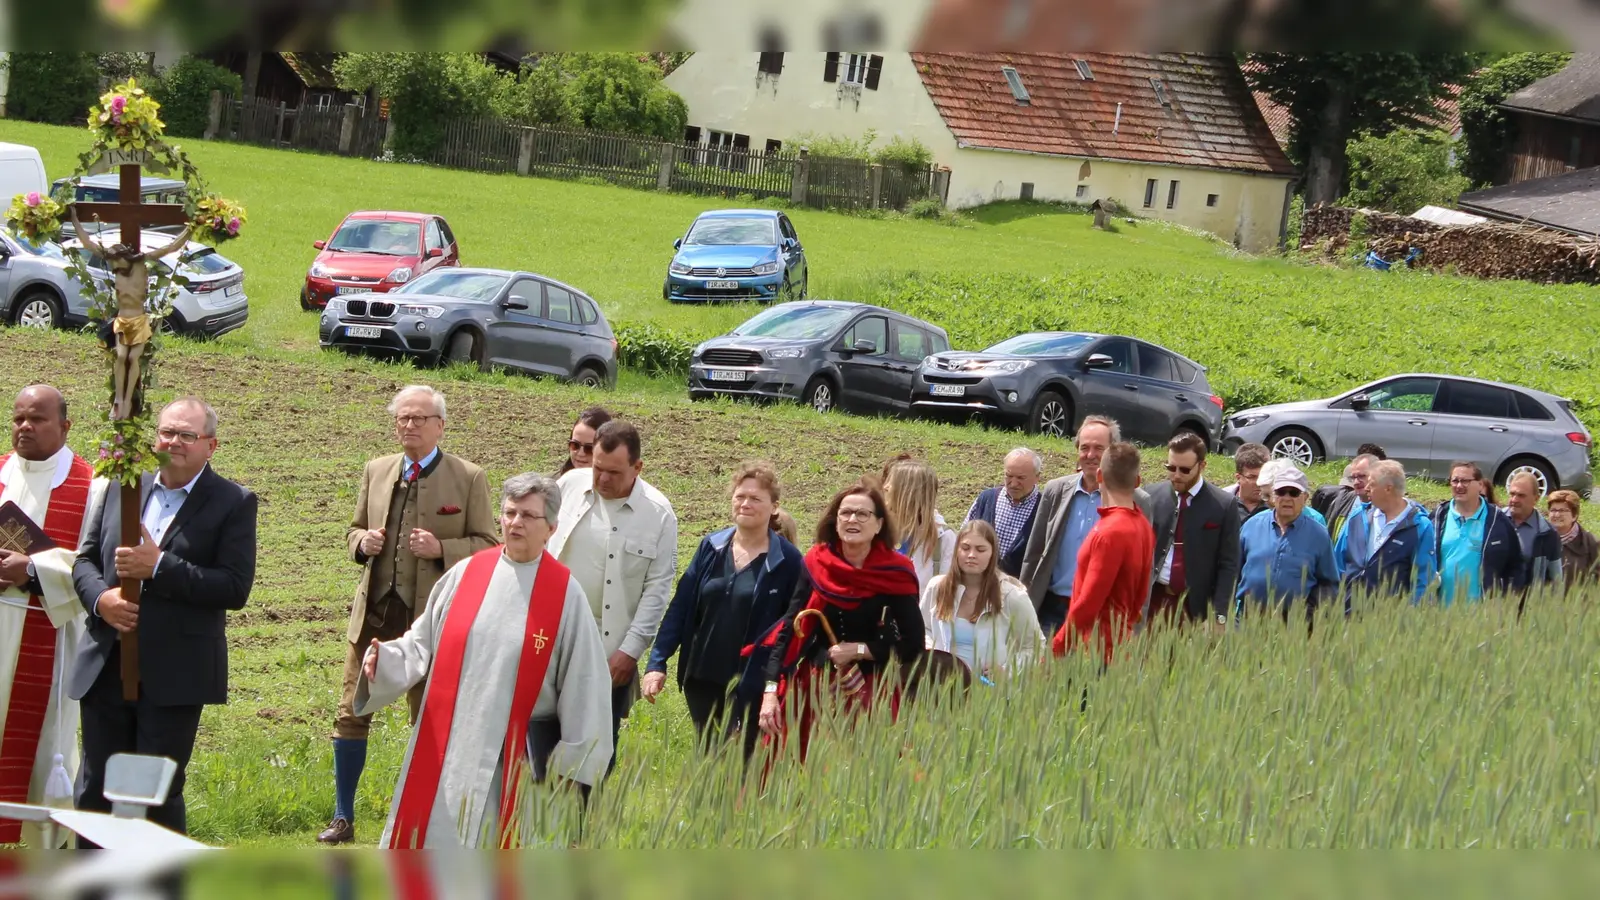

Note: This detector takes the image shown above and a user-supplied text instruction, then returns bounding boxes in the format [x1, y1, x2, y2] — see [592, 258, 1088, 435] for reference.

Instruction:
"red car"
[301, 211, 461, 309]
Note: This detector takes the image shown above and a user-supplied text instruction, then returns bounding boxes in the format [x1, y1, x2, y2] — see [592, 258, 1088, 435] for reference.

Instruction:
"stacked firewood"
[1298, 205, 1600, 285]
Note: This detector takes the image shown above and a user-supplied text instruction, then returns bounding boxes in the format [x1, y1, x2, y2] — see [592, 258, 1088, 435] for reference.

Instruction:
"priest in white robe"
[0, 385, 105, 848]
[356, 472, 611, 849]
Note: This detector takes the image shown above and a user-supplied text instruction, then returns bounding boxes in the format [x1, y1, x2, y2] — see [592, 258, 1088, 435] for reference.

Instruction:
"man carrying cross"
[0, 386, 105, 847]
[355, 473, 611, 849]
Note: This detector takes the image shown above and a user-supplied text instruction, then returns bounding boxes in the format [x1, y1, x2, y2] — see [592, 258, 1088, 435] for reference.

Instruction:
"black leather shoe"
[317, 817, 354, 844]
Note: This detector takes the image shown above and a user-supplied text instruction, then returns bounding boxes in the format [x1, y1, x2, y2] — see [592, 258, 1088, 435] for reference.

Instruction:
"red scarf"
[752, 542, 919, 672]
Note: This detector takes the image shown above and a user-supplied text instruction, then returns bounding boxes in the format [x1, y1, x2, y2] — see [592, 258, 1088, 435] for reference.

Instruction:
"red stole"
[0, 453, 91, 841]
[388, 547, 568, 849]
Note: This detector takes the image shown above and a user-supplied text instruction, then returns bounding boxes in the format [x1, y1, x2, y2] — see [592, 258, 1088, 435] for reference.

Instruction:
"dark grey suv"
[319, 267, 617, 387]
[911, 331, 1224, 447]
[689, 300, 950, 415]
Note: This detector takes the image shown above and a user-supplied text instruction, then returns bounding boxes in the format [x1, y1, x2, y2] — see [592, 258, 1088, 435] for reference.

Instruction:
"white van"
[0, 143, 48, 206]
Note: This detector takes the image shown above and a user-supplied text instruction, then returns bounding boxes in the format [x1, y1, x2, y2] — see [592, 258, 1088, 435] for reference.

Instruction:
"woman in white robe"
[355, 473, 612, 848]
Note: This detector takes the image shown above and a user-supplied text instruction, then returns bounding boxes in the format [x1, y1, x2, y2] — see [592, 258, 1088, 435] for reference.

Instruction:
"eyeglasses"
[1448, 478, 1477, 486]
[1273, 487, 1304, 498]
[157, 428, 208, 445]
[568, 440, 595, 453]
[395, 415, 441, 427]
[1164, 463, 1196, 475]
[836, 509, 878, 521]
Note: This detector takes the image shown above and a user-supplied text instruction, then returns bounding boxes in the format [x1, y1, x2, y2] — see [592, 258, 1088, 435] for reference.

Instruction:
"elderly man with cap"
[1235, 464, 1338, 626]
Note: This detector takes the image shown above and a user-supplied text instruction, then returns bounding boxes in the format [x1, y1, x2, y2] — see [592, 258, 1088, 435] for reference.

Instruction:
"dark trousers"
[1038, 593, 1070, 642]
[682, 677, 761, 761]
[75, 647, 205, 842]
[528, 718, 592, 806]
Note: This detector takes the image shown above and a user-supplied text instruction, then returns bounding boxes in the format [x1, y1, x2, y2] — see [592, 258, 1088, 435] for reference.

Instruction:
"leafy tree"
[504, 53, 687, 140]
[1, 52, 101, 125]
[1341, 128, 1470, 214]
[334, 53, 520, 157]
[1456, 52, 1572, 187]
[1246, 53, 1478, 206]
[150, 56, 243, 138]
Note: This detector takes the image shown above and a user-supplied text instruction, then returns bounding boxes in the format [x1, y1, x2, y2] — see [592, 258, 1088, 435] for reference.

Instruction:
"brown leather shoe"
[317, 817, 354, 844]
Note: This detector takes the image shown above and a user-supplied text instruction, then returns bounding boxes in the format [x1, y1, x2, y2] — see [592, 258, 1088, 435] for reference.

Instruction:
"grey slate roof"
[1457, 165, 1600, 236]
[1501, 54, 1600, 123]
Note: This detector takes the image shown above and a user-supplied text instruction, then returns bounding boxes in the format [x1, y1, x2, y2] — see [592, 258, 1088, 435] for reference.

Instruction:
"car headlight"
[398, 304, 444, 319]
[670, 261, 692, 276]
[752, 261, 781, 276]
[325, 298, 345, 314]
[386, 267, 413, 284]
[968, 360, 1034, 374]
[309, 263, 330, 278]
[1232, 413, 1270, 428]
[767, 347, 804, 359]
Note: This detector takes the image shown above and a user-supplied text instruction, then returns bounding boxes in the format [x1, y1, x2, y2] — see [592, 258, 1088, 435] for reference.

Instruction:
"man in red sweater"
[1052, 442, 1154, 663]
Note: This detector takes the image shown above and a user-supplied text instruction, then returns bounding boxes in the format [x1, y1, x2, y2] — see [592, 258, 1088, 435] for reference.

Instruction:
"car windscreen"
[685, 217, 777, 246]
[328, 220, 421, 255]
[178, 248, 233, 275]
[984, 333, 1097, 357]
[733, 305, 854, 340]
[394, 271, 508, 302]
[5, 233, 65, 259]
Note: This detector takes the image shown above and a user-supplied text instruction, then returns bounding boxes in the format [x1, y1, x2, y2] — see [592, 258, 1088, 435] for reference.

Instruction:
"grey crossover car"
[911, 332, 1225, 448]
[688, 300, 949, 415]
[0, 231, 92, 329]
[1220, 373, 1593, 495]
[319, 267, 617, 387]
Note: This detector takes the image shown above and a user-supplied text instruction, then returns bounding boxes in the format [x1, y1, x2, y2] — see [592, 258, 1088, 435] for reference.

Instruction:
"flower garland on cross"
[3, 78, 247, 487]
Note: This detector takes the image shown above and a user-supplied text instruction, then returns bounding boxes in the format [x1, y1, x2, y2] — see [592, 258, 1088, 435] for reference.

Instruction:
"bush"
[614, 321, 702, 376]
[150, 56, 243, 139]
[335, 53, 520, 158]
[2, 52, 100, 125]
[1457, 52, 1572, 188]
[791, 128, 935, 173]
[1340, 128, 1470, 215]
[505, 54, 688, 140]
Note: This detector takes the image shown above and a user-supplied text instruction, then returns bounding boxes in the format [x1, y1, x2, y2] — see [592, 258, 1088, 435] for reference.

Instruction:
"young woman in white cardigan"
[919, 520, 1045, 682]
[884, 458, 956, 593]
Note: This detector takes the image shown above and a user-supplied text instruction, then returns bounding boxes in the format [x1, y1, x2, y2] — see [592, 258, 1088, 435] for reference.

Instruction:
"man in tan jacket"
[318, 385, 497, 844]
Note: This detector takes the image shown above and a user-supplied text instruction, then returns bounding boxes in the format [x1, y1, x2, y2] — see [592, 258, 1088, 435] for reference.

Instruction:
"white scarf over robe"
[0, 447, 105, 846]
[355, 552, 612, 848]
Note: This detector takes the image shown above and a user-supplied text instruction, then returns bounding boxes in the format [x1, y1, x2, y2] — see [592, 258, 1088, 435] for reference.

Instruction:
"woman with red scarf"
[754, 478, 925, 761]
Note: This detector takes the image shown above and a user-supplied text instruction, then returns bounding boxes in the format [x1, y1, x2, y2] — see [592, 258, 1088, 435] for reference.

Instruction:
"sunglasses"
[1274, 487, 1304, 498]
[1164, 463, 1197, 475]
[568, 440, 595, 453]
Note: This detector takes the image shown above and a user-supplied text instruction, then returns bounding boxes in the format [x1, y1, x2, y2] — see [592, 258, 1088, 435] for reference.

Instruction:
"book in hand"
[0, 501, 55, 556]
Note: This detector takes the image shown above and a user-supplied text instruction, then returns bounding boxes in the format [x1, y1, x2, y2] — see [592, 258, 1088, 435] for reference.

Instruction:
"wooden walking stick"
[793, 609, 867, 697]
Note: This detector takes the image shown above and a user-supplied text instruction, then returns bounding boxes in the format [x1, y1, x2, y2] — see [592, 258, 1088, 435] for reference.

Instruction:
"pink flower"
[24, 192, 40, 207]
[99, 449, 110, 460]
[112, 449, 125, 460]
[109, 96, 126, 122]
[113, 433, 123, 444]
[227, 217, 241, 235]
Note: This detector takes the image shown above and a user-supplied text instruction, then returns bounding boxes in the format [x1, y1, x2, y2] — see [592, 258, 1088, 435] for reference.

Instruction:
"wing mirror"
[1350, 393, 1371, 411]
[781, 237, 796, 251]
[502, 296, 531, 311]
[313, 240, 327, 250]
[1083, 353, 1115, 369]
[673, 238, 682, 250]
[851, 339, 878, 355]
[426, 247, 444, 258]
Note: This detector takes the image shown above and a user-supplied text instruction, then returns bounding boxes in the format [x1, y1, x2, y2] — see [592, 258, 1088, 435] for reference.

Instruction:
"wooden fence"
[206, 93, 951, 212]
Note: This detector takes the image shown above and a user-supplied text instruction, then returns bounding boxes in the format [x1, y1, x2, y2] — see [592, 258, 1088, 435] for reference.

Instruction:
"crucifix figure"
[68, 159, 189, 701]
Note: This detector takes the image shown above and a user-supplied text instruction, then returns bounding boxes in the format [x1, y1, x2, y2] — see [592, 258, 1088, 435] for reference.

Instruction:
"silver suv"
[1221, 373, 1593, 495]
[0, 231, 93, 329]
[64, 230, 250, 339]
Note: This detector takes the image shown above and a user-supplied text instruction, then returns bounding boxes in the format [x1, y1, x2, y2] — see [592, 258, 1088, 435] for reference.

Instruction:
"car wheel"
[300, 286, 316, 311]
[445, 331, 481, 370]
[1268, 428, 1323, 466]
[804, 376, 836, 414]
[1498, 456, 1558, 497]
[1027, 391, 1072, 438]
[573, 364, 606, 389]
[798, 273, 808, 301]
[10, 291, 60, 330]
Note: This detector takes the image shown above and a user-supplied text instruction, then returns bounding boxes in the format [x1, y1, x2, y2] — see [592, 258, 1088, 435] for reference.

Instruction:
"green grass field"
[3, 114, 1600, 850]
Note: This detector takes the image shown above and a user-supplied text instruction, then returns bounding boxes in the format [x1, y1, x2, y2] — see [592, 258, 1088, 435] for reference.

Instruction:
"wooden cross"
[75, 158, 190, 702]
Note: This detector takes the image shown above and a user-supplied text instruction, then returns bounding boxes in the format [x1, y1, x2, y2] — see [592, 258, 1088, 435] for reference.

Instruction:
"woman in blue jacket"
[642, 461, 802, 759]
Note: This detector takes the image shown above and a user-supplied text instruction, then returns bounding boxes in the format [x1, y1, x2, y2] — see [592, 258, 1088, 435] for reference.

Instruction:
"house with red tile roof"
[666, 51, 1298, 251]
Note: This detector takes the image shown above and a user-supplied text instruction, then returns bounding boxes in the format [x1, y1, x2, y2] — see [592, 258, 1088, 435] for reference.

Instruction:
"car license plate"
[930, 384, 966, 397]
[706, 280, 740, 290]
[337, 286, 373, 295]
[345, 325, 382, 339]
[224, 284, 242, 297]
[708, 369, 746, 383]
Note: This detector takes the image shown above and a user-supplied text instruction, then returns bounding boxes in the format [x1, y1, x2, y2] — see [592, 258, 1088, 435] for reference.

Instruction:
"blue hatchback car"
[663, 209, 808, 304]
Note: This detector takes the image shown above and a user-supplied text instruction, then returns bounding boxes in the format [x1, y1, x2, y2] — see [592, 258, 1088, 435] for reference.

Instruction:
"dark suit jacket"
[1144, 479, 1241, 621]
[71, 465, 258, 707]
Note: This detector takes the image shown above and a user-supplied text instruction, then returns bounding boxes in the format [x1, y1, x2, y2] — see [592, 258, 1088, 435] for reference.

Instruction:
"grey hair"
[163, 396, 218, 437]
[1076, 415, 1122, 444]
[1342, 453, 1380, 485]
[1005, 447, 1044, 474]
[1370, 459, 1406, 494]
[387, 385, 447, 420]
[500, 472, 561, 521]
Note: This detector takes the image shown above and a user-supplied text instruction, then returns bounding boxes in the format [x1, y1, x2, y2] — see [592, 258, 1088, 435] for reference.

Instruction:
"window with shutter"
[864, 55, 884, 90]
[824, 52, 840, 83]
[1143, 179, 1157, 208]
[758, 52, 784, 75]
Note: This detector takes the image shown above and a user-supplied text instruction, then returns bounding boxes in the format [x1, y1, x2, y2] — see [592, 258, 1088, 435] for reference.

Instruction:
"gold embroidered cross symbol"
[531, 629, 550, 654]
[0, 522, 28, 553]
